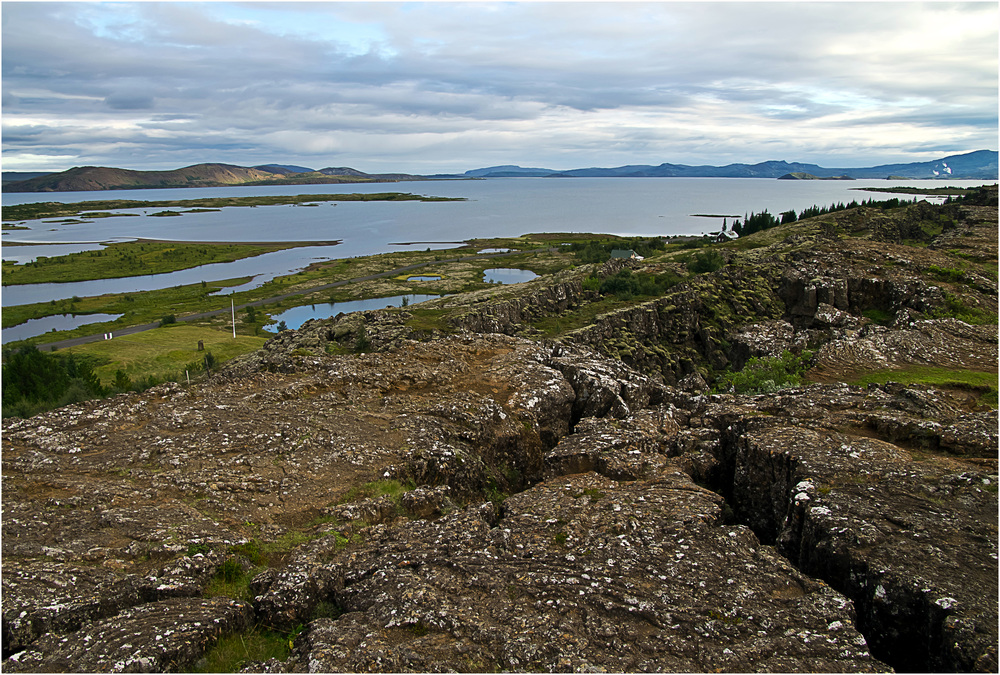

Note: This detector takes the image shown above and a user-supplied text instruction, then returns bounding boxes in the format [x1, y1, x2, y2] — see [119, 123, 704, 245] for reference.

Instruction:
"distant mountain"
[5, 151, 995, 193]
[2, 163, 427, 193]
[2, 171, 53, 185]
[464, 150, 997, 180]
[464, 165, 556, 178]
[3, 163, 282, 193]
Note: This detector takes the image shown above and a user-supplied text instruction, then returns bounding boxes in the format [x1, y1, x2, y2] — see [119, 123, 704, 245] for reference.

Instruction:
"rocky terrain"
[2, 187, 997, 672]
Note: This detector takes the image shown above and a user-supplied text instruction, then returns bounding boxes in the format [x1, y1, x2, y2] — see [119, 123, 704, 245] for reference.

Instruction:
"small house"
[610, 249, 644, 261]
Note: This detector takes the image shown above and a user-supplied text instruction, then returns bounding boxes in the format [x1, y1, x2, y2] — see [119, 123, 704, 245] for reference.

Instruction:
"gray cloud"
[2, 1, 996, 172]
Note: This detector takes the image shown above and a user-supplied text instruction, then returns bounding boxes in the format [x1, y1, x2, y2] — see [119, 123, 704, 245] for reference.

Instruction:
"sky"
[2, 1, 997, 174]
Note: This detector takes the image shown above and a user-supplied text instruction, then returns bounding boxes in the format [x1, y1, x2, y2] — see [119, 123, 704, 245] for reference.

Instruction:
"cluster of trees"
[2, 346, 107, 419]
[731, 195, 922, 237]
[569, 237, 667, 263]
[2, 344, 216, 419]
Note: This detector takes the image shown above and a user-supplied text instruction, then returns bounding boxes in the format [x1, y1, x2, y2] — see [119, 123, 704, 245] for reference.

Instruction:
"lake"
[2, 177, 987, 311]
[1, 312, 124, 344]
[484, 268, 539, 284]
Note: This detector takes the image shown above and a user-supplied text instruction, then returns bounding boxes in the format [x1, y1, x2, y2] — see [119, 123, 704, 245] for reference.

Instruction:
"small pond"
[269, 294, 441, 330]
[483, 268, 538, 284]
[3, 313, 124, 344]
[405, 275, 442, 281]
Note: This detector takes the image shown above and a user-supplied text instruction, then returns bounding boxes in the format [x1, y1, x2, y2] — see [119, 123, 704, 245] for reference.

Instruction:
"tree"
[112, 369, 132, 392]
[2, 346, 106, 418]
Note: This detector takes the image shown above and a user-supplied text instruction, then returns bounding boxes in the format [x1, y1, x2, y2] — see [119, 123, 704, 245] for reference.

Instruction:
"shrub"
[687, 250, 725, 274]
[715, 350, 814, 394]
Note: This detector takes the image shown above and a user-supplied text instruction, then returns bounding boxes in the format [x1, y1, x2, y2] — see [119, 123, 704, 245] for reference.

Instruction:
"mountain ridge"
[3, 150, 996, 192]
[471, 150, 997, 180]
[1, 163, 428, 193]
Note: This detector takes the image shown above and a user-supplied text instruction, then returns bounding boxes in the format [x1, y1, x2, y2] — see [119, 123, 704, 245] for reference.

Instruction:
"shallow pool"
[483, 268, 539, 284]
[269, 294, 442, 330]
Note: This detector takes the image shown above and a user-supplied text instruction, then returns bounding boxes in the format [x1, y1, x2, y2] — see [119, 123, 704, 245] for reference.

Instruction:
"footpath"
[34, 248, 533, 352]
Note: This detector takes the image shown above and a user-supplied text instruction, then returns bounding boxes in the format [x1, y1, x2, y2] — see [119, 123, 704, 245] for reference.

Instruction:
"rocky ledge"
[2, 189, 997, 672]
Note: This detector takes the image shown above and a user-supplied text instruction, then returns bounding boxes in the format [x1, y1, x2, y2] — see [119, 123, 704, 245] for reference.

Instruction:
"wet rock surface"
[3, 192, 997, 672]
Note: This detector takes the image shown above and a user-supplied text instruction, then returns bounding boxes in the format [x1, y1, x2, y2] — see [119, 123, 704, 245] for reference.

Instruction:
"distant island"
[778, 172, 854, 181]
[3, 150, 996, 192]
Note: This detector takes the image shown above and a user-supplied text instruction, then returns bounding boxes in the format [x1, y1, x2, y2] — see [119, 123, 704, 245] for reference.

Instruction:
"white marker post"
[231, 299, 236, 338]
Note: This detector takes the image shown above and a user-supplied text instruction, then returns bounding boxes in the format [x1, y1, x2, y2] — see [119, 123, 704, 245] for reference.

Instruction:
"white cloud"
[1, 1, 996, 172]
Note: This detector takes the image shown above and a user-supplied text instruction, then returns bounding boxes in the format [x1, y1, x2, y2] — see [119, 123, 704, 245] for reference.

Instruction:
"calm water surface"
[1, 177, 986, 311]
[2, 245, 345, 307]
[269, 294, 442, 330]
[2, 313, 123, 344]
[484, 268, 539, 284]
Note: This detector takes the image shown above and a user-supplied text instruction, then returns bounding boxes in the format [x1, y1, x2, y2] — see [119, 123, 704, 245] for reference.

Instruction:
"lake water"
[2, 312, 124, 344]
[268, 293, 442, 330]
[484, 268, 539, 284]
[2, 245, 345, 307]
[2, 177, 987, 311]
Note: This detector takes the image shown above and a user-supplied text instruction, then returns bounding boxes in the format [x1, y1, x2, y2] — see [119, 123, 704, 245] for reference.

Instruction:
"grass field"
[851, 366, 998, 407]
[60, 325, 268, 386]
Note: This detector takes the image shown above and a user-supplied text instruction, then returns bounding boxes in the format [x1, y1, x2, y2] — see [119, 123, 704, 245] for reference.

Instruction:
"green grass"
[2, 241, 295, 285]
[59, 325, 266, 386]
[530, 296, 640, 337]
[853, 366, 998, 407]
[930, 292, 997, 325]
[194, 626, 300, 673]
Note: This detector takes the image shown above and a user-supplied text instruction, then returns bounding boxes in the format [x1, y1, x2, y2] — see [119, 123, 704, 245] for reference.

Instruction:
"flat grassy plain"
[60, 324, 267, 387]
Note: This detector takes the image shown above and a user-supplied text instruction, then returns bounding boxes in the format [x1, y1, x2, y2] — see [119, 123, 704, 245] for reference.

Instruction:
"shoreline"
[2, 238, 344, 247]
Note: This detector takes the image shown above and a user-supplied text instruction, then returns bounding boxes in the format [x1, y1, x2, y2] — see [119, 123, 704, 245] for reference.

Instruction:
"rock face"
[3, 191, 997, 672]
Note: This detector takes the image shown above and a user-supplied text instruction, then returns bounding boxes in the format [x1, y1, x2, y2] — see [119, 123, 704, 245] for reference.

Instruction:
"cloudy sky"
[2, 1, 997, 174]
